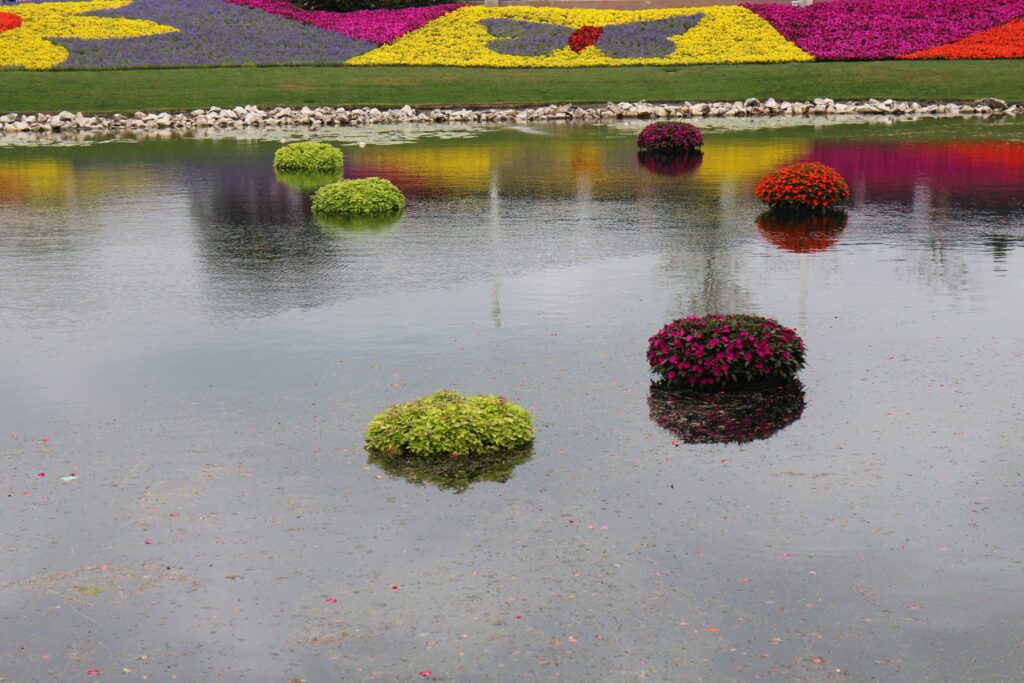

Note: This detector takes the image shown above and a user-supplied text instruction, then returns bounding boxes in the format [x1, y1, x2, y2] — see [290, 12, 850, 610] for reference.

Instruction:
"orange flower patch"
[902, 19, 1024, 60]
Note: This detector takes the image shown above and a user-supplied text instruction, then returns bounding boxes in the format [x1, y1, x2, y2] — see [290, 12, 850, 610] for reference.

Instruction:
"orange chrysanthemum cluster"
[754, 162, 850, 211]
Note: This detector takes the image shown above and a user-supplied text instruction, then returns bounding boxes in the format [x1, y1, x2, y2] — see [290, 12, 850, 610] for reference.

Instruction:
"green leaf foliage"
[365, 390, 535, 459]
[311, 177, 406, 216]
[272, 142, 344, 174]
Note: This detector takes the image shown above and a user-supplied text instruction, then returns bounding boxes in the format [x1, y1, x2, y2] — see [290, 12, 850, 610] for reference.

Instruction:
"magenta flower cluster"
[223, 0, 464, 44]
[746, 0, 1024, 61]
[636, 122, 704, 154]
[647, 314, 806, 390]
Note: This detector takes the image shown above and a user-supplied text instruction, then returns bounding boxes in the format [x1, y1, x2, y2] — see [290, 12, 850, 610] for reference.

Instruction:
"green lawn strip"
[1, 61, 1023, 114]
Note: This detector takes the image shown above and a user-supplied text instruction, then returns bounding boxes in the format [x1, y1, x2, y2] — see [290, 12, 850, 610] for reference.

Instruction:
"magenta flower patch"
[647, 314, 805, 390]
[746, 0, 1024, 60]
[223, 0, 465, 45]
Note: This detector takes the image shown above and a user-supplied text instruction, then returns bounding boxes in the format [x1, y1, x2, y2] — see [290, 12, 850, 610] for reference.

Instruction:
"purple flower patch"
[50, 0, 376, 69]
[481, 13, 704, 59]
[223, 0, 465, 45]
[746, 0, 1024, 60]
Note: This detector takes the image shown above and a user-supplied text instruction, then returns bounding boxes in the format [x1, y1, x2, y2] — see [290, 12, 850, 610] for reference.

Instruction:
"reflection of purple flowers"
[637, 150, 703, 177]
[481, 14, 703, 59]
[648, 381, 806, 445]
[224, 0, 464, 45]
[53, 0, 375, 68]
[748, 0, 1024, 60]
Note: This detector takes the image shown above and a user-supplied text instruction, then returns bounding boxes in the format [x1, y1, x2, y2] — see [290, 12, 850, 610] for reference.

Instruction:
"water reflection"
[367, 447, 533, 493]
[274, 170, 342, 191]
[755, 211, 848, 253]
[637, 151, 703, 177]
[647, 381, 806, 444]
[808, 140, 1024, 210]
[315, 211, 403, 234]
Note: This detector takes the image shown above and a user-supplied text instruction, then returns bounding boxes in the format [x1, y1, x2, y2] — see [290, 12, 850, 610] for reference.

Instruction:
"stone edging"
[1, 98, 1018, 134]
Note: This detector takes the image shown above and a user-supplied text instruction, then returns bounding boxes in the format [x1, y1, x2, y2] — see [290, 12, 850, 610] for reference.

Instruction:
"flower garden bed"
[1, 0, 1022, 70]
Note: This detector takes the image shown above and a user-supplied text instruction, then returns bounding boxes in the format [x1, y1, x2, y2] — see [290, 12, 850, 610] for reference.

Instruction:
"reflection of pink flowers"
[223, 0, 464, 44]
[806, 141, 1024, 207]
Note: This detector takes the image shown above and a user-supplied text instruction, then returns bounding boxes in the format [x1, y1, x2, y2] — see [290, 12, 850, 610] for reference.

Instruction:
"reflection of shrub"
[755, 162, 849, 211]
[755, 211, 847, 253]
[637, 122, 704, 154]
[647, 314, 805, 390]
[274, 170, 342, 191]
[312, 177, 405, 216]
[648, 380, 805, 444]
[365, 390, 534, 458]
[273, 142, 344, 174]
[637, 150, 703, 177]
[315, 211, 401, 233]
[368, 446, 533, 493]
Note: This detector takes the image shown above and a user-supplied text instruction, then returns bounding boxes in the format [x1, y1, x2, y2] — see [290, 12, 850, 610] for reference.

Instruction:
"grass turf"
[1, 61, 1023, 113]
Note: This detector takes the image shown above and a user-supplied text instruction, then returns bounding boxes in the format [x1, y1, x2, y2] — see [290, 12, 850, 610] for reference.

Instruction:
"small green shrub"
[365, 390, 535, 458]
[312, 177, 406, 216]
[273, 142, 344, 174]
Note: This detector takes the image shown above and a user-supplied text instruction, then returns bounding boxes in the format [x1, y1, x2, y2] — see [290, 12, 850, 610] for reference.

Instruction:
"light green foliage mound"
[312, 177, 406, 216]
[365, 390, 535, 458]
[273, 142, 344, 173]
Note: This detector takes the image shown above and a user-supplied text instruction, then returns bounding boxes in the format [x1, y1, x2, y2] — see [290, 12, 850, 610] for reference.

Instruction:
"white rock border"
[0, 98, 1017, 134]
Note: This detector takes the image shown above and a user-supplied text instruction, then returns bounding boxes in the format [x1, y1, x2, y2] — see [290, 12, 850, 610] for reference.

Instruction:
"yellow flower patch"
[349, 6, 811, 67]
[0, 0, 177, 70]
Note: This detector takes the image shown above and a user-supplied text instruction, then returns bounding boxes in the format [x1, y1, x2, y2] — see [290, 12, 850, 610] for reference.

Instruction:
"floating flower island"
[755, 162, 850, 212]
[647, 314, 806, 390]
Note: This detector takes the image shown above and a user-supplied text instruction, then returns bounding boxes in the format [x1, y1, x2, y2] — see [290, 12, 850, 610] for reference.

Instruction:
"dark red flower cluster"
[755, 162, 850, 211]
[0, 11, 22, 33]
[648, 381, 805, 444]
[636, 122, 704, 154]
[568, 25, 603, 52]
[647, 314, 805, 390]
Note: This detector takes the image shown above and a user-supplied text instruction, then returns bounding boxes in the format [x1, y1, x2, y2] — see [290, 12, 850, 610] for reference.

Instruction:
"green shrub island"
[365, 390, 535, 458]
[368, 447, 533, 493]
[312, 177, 406, 216]
[272, 142, 344, 174]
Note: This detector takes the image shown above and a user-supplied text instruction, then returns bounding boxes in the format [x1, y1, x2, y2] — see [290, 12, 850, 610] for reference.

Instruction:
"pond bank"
[1, 97, 1018, 135]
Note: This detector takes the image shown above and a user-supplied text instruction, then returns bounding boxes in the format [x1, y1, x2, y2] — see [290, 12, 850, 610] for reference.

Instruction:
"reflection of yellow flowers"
[0, 0, 176, 70]
[349, 6, 810, 67]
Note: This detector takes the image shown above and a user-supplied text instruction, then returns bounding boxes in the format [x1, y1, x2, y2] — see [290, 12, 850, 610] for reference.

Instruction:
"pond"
[2, 116, 1023, 681]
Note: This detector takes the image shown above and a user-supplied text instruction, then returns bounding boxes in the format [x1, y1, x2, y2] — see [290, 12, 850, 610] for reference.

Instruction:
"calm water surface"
[2, 118, 1024, 681]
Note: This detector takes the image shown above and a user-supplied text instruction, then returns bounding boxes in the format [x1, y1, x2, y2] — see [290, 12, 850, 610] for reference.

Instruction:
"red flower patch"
[902, 19, 1024, 60]
[0, 12, 21, 33]
[568, 25, 603, 52]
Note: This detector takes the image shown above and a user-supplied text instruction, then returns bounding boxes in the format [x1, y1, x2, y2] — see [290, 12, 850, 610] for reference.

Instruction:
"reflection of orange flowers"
[755, 211, 847, 253]
[903, 19, 1024, 60]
